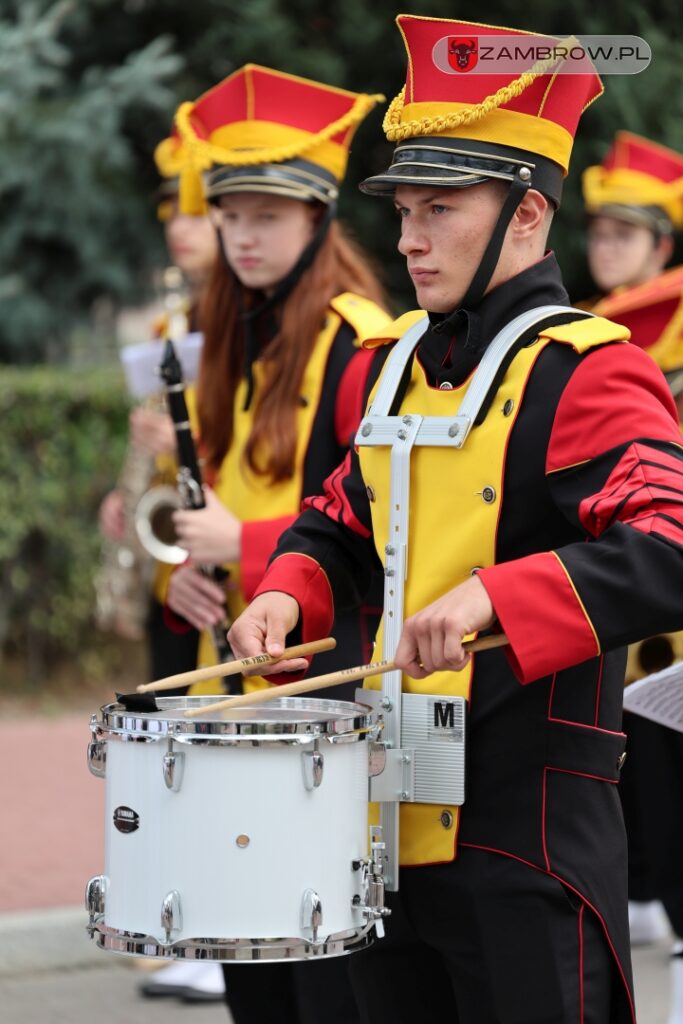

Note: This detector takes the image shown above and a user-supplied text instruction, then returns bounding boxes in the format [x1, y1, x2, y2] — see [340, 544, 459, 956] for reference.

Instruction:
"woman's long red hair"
[197, 219, 387, 481]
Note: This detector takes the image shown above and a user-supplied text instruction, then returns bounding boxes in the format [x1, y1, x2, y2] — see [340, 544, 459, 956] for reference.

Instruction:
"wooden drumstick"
[183, 632, 508, 717]
[136, 637, 336, 694]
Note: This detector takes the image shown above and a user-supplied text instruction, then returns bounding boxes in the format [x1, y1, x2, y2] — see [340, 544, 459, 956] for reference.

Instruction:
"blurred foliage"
[0, 1, 182, 362]
[0, 0, 682, 361]
[0, 365, 136, 685]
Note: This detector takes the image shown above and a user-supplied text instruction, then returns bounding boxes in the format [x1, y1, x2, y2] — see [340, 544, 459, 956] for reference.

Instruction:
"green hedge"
[0, 365, 142, 687]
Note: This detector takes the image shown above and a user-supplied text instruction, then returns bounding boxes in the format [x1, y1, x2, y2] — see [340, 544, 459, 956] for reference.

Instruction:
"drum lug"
[87, 740, 107, 778]
[85, 874, 108, 935]
[301, 748, 324, 790]
[163, 743, 185, 792]
[87, 716, 106, 778]
[352, 826, 391, 938]
[161, 890, 182, 943]
[300, 888, 323, 942]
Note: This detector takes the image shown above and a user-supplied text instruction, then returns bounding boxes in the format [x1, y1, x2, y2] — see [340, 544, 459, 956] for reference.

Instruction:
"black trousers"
[147, 597, 199, 691]
[223, 957, 359, 1024]
[345, 847, 615, 1024]
[620, 711, 683, 936]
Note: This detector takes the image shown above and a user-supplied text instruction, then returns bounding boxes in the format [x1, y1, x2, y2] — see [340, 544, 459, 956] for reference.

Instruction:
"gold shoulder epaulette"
[329, 292, 393, 345]
[539, 315, 631, 353]
[358, 308, 426, 350]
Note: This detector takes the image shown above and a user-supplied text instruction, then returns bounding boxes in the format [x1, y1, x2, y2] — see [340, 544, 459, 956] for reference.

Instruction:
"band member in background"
[227, 18, 683, 1024]
[98, 176, 217, 681]
[154, 64, 391, 1022]
[583, 131, 683, 1024]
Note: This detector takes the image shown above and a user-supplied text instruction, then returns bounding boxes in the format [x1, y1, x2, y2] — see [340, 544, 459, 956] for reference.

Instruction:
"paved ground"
[0, 945, 673, 1023]
[0, 960, 230, 1024]
[0, 708, 675, 1022]
[0, 712, 104, 914]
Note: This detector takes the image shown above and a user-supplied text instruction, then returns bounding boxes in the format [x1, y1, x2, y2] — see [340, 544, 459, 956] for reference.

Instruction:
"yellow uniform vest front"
[358, 313, 629, 865]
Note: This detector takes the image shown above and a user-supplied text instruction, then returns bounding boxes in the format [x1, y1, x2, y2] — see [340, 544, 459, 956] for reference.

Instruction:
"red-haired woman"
[153, 66, 390, 1022]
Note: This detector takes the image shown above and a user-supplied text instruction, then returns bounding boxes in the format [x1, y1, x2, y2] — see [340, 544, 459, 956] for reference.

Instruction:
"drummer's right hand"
[229, 593, 307, 675]
[167, 566, 226, 631]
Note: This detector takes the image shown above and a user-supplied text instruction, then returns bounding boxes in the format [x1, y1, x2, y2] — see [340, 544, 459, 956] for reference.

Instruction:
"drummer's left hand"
[394, 575, 496, 678]
[173, 487, 242, 565]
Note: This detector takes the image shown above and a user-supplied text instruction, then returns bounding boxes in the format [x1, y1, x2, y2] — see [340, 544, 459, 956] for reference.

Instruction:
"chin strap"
[458, 176, 531, 311]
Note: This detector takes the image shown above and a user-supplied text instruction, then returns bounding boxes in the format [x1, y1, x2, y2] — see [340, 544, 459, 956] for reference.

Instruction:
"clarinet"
[159, 337, 241, 695]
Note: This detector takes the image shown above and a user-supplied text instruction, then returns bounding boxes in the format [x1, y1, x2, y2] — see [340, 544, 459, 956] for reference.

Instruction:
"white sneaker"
[666, 948, 683, 1024]
[180, 962, 226, 1003]
[629, 899, 670, 945]
[139, 960, 225, 1001]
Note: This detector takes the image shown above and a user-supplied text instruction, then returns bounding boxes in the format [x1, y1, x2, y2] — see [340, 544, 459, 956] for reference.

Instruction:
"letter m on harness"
[434, 701, 455, 729]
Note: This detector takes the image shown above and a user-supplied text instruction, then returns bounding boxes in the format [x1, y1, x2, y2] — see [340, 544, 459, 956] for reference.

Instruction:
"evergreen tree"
[0, 1, 181, 362]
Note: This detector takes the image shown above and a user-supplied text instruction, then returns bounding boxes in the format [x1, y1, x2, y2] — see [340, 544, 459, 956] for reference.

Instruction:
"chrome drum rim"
[96, 696, 379, 745]
[90, 922, 375, 961]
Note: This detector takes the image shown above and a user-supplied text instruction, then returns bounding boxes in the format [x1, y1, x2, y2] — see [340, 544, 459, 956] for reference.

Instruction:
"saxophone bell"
[625, 632, 683, 684]
[134, 485, 187, 565]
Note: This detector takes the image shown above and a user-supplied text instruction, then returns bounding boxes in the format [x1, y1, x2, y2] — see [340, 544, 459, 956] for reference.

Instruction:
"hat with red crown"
[583, 132, 683, 234]
[361, 15, 603, 205]
[155, 64, 383, 215]
[360, 15, 604, 308]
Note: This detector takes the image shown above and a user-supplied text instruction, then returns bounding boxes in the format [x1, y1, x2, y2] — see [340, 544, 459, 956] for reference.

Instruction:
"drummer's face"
[212, 193, 317, 293]
[394, 182, 507, 314]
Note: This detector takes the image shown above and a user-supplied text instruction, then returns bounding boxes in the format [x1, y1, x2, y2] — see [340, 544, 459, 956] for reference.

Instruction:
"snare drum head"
[99, 695, 377, 741]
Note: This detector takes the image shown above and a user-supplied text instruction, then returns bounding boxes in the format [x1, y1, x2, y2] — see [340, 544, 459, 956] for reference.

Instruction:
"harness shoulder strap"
[368, 306, 595, 427]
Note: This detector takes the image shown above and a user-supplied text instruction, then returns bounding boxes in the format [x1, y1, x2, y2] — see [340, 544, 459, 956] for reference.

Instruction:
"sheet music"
[623, 660, 683, 733]
[120, 332, 203, 398]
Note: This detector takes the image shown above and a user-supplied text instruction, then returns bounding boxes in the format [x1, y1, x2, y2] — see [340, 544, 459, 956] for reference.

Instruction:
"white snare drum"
[86, 696, 388, 962]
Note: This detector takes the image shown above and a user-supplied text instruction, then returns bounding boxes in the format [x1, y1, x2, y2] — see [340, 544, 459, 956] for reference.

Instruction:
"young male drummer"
[228, 16, 683, 1023]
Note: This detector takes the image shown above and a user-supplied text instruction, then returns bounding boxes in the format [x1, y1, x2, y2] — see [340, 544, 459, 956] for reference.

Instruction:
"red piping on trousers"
[579, 902, 585, 1024]
[458, 842, 636, 1024]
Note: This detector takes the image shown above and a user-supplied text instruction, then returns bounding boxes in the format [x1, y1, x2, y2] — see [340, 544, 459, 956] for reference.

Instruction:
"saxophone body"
[94, 268, 188, 641]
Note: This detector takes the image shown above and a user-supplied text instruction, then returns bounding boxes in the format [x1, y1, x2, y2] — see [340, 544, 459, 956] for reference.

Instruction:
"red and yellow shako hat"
[583, 132, 683, 233]
[155, 64, 383, 214]
[361, 15, 603, 208]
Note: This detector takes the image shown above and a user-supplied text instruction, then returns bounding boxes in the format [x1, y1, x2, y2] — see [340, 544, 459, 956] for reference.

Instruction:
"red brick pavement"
[0, 713, 105, 913]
